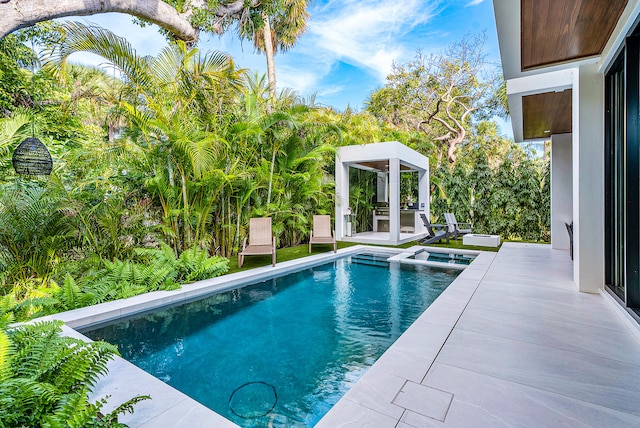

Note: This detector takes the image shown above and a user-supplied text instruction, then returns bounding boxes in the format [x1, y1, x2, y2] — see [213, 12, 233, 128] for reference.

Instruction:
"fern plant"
[51, 274, 94, 311]
[51, 245, 229, 312]
[136, 243, 229, 283]
[79, 259, 172, 306]
[177, 246, 230, 282]
[0, 316, 149, 427]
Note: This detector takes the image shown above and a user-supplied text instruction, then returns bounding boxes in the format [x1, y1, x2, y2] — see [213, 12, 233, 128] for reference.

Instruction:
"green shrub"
[51, 244, 230, 312]
[0, 317, 148, 427]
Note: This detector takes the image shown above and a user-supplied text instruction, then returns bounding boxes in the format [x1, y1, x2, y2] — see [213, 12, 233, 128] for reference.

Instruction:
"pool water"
[84, 254, 459, 427]
[410, 249, 476, 265]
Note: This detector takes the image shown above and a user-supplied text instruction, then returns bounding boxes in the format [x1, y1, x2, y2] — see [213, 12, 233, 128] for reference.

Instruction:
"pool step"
[350, 253, 391, 267]
[427, 254, 474, 265]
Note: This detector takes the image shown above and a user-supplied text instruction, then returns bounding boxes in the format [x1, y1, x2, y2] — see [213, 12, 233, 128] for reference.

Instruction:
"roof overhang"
[494, 0, 632, 141]
[520, 0, 627, 71]
[505, 68, 576, 141]
[336, 141, 429, 174]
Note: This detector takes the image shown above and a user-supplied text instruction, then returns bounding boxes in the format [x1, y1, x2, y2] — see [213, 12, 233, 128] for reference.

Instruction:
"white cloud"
[465, 0, 485, 7]
[277, 65, 323, 95]
[66, 52, 109, 69]
[306, 0, 440, 80]
[317, 84, 346, 97]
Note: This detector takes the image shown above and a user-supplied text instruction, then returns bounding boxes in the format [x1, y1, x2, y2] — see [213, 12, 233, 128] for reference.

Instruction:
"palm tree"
[41, 21, 342, 258]
[0, 181, 69, 295]
[44, 22, 246, 252]
[0, 112, 30, 179]
[239, 0, 311, 99]
[60, 64, 124, 142]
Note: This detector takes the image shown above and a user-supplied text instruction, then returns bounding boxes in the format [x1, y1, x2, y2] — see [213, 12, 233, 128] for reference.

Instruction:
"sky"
[64, 0, 511, 136]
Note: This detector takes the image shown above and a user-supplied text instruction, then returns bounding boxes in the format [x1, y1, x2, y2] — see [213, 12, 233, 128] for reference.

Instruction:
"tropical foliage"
[430, 122, 550, 241]
[0, 25, 551, 324]
[0, 313, 149, 427]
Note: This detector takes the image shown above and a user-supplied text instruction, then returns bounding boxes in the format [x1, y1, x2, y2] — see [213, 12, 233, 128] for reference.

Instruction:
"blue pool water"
[410, 250, 476, 265]
[84, 253, 460, 427]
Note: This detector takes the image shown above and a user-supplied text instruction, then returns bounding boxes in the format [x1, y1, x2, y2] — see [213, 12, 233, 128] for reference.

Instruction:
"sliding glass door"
[605, 54, 625, 302]
[605, 34, 640, 317]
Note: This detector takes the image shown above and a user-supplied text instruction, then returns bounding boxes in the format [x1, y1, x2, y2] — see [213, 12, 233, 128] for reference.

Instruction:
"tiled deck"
[318, 243, 640, 427]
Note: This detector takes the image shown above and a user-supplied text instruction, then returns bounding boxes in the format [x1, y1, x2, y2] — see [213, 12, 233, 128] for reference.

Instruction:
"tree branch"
[431, 115, 458, 135]
[0, 0, 198, 41]
[211, 0, 252, 17]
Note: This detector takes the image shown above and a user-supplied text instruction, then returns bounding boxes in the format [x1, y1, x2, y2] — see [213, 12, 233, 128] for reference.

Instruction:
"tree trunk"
[262, 12, 277, 101]
[180, 169, 191, 248]
[108, 122, 116, 143]
[267, 147, 276, 206]
[0, 0, 198, 41]
[447, 131, 465, 164]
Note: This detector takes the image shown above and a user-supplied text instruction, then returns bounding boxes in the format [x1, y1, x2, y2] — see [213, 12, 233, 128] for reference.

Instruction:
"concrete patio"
[318, 242, 640, 427]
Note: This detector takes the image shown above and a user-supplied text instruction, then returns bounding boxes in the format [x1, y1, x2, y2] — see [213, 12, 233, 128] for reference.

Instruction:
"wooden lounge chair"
[309, 215, 337, 253]
[238, 217, 276, 267]
[419, 213, 450, 245]
[444, 213, 472, 239]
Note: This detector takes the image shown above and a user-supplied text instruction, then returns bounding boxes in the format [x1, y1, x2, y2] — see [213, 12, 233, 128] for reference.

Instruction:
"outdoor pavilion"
[334, 141, 430, 245]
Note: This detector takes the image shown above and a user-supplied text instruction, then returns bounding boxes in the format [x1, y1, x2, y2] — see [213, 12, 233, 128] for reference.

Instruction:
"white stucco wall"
[389, 158, 400, 242]
[572, 63, 605, 293]
[551, 134, 573, 250]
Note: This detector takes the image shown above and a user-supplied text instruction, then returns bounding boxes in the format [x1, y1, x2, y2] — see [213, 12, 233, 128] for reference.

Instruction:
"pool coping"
[37, 244, 495, 427]
[389, 245, 480, 270]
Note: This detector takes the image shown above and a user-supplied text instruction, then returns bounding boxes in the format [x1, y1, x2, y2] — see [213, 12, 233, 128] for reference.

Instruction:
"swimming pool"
[83, 253, 460, 427]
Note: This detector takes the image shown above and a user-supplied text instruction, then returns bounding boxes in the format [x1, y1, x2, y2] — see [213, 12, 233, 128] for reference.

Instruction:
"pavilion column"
[335, 157, 350, 240]
[418, 168, 429, 233]
[389, 158, 400, 243]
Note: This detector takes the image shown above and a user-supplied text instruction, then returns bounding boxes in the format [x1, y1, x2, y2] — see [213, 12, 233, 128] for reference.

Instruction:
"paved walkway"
[318, 243, 640, 427]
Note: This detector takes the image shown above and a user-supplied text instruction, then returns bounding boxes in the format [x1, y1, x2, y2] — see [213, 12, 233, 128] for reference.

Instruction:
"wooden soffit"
[522, 90, 572, 140]
[521, 0, 628, 70]
[355, 161, 412, 172]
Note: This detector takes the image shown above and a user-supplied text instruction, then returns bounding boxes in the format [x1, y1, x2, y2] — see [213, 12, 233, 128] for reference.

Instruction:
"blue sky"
[66, 0, 510, 134]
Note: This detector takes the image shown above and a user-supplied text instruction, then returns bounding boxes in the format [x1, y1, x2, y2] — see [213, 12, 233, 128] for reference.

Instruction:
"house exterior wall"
[573, 63, 605, 294]
[551, 133, 572, 251]
[493, 0, 619, 294]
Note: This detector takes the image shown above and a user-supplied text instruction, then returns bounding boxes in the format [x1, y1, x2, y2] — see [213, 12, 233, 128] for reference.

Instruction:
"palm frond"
[43, 21, 151, 90]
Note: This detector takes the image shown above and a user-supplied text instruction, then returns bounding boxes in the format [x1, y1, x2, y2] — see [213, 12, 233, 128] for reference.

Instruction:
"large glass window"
[605, 35, 640, 317]
[605, 54, 625, 301]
